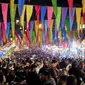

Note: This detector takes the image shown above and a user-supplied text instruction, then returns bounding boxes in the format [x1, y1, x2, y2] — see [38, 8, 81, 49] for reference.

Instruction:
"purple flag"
[62, 7, 68, 28]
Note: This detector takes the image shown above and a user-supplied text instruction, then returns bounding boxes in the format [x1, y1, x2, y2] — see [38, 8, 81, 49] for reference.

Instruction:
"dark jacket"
[26, 72, 41, 85]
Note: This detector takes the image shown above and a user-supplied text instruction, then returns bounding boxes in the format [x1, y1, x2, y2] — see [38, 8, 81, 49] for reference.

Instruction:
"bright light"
[72, 41, 77, 48]
[16, 20, 19, 23]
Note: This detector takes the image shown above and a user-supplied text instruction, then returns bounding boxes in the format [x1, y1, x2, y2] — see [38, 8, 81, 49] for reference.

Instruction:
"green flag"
[65, 17, 70, 37]
[51, 0, 57, 17]
[56, 7, 61, 31]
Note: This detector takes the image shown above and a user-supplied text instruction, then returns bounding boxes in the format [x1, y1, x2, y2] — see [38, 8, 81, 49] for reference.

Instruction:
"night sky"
[0, 0, 82, 7]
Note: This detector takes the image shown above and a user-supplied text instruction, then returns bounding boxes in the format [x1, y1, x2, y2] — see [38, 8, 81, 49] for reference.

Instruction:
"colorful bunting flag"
[41, 6, 47, 24]
[61, 7, 68, 28]
[48, 20, 54, 43]
[56, 7, 61, 31]
[10, 0, 17, 41]
[35, 6, 41, 22]
[68, 0, 73, 14]
[20, 5, 25, 45]
[30, 21, 34, 37]
[6, 22, 10, 39]
[51, 0, 57, 17]
[1, 3, 8, 31]
[26, 5, 33, 22]
[69, 8, 76, 31]
[76, 8, 82, 33]
[18, 0, 25, 16]
[47, 6, 53, 29]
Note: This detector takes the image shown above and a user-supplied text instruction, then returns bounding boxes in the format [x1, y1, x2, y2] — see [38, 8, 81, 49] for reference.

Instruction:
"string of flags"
[0, 0, 84, 47]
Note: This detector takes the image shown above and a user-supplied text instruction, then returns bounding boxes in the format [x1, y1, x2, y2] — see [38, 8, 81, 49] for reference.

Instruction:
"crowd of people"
[0, 48, 85, 85]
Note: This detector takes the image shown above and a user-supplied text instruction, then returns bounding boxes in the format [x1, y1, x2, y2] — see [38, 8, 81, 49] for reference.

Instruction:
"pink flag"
[2, 22, 6, 39]
[47, 6, 53, 29]
[68, 0, 73, 14]
[1, 3, 8, 31]
[35, 6, 41, 22]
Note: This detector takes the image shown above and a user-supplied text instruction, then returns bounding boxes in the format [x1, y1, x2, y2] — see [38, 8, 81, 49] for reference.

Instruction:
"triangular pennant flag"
[26, 5, 33, 22]
[82, 0, 85, 13]
[35, 6, 41, 22]
[45, 20, 48, 37]
[76, 8, 82, 32]
[0, 23, 3, 46]
[20, 5, 25, 44]
[1, 3, 8, 31]
[30, 21, 34, 37]
[18, 0, 25, 16]
[35, 20, 39, 37]
[48, 19, 54, 43]
[6, 22, 10, 39]
[32, 31, 36, 42]
[10, 1, 17, 40]
[82, 0, 85, 24]
[56, 7, 61, 31]
[51, 0, 57, 17]
[68, 0, 73, 14]
[65, 17, 70, 38]
[61, 7, 68, 28]
[47, 6, 53, 29]
[41, 6, 47, 24]
[69, 8, 76, 31]
[2, 22, 7, 45]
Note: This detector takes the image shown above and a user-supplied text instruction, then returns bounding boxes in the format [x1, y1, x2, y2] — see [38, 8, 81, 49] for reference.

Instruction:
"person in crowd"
[69, 60, 85, 85]
[66, 75, 77, 85]
[50, 59, 59, 84]
[26, 64, 42, 85]
[43, 68, 56, 85]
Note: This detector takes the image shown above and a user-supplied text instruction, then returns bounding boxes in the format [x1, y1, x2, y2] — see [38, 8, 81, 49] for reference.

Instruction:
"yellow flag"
[58, 31, 62, 40]
[35, 20, 39, 37]
[10, 0, 16, 43]
[20, 5, 25, 45]
[26, 5, 33, 22]
[82, 0, 85, 13]
[49, 19, 54, 43]
[76, 8, 82, 33]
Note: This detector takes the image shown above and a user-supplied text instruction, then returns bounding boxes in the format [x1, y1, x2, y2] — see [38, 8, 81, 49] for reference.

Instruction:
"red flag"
[35, 6, 41, 22]
[68, 0, 73, 14]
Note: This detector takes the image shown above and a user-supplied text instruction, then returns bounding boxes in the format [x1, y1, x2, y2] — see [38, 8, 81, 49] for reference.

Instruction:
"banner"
[26, 5, 33, 22]
[76, 8, 82, 32]
[69, 8, 75, 31]
[6, 22, 10, 39]
[47, 6, 53, 29]
[18, 0, 25, 16]
[10, 0, 17, 40]
[51, 0, 57, 17]
[1, 3, 8, 31]
[35, 6, 41, 22]
[41, 6, 47, 24]
[56, 7, 61, 31]
[61, 7, 68, 28]
[68, 0, 73, 14]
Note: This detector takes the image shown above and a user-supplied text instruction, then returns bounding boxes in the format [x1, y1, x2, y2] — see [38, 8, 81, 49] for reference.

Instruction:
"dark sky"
[0, 0, 82, 7]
